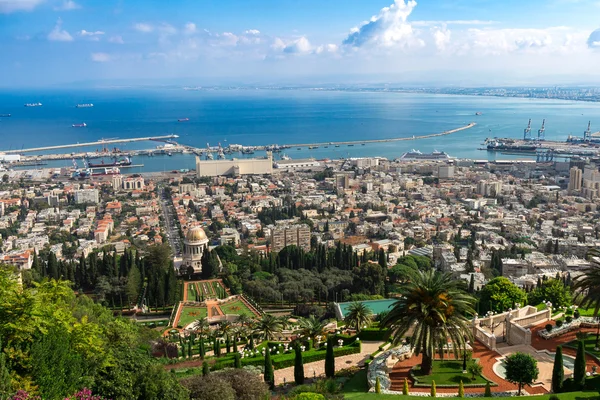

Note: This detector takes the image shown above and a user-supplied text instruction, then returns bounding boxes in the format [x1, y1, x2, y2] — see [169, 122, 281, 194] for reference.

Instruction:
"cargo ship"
[88, 156, 131, 168]
[76, 104, 94, 108]
[24, 103, 42, 107]
[178, 118, 189, 122]
[398, 149, 452, 161]
[72, 123, 87, 128]
[91, 167, 120, 176]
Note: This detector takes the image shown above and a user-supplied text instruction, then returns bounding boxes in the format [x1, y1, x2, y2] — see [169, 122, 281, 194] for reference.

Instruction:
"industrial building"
[196, 153, 273, 177]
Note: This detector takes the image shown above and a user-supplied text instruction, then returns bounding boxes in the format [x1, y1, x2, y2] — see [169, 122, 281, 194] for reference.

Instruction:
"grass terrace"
[211, 280, 228, 299]
[220, 300, 256, 317]
[178, 306, 207, 328]
[411, 360, 493, 387]
[187, 282, 198, 301]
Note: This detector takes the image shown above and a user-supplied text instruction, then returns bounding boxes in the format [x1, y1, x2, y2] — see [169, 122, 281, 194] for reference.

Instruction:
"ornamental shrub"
[431, 380, 436, 397]
[375, 377, 381, 394]
[546, 324, 553, 332]
[484, 381, 492, 397]
[574, 310, 581, 319]
[556, 320, 563, 328]
[566, 316, 573, 323]
[458, 380, 464, 398]
[403, 378, 409, 395]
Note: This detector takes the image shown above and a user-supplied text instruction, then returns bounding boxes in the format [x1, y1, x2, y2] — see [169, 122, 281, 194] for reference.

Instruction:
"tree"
[253, 314, 283, 341]
[468, 274, 475, 294]
[202, 361, 210, 376]
[458, 380, 464, 398]
[218, 369, 269, 400]
[264, 347, 274, 390]
[325, 336, 335, 378]
[126, 265, 142, 305]
[479, 277, 527, 314]
[402, 378, 409, 395]
[234, 352, 241, 369]
[504, 352, 539, 396]
[180, 374, 235, 400]
[468, 361, 483, 380]
[574, 340, 586, 389]
[381, 269, 475, 375]
[375, 376, 381, 394]
[484, 382, 492, 397]
[344, 301, 373, 333]
[0, 336, 11, 398]
[298, 316, 327, 348]
[378, 249, 387, 269]
[294, 343, 305, 385]
[528, 279, 572, 309]
[430, 381, 436, 397]
[574, 249, 600, 315]
[551, 346, 564, 393]
[352, 262, 386, 296]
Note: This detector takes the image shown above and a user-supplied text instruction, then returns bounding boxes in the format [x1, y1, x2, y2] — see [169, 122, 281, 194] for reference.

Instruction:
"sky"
[2, 0, 600, 87]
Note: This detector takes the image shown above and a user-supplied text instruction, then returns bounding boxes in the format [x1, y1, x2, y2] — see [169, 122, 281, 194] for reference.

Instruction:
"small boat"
[348, 144, 354, 147]
[0, 114, 11, 117]
[24, 103, 42, 107]
[72, 123, 87, 128]
[76, 104, 94, 108]
[361, 143, 365, 146]
[297, 148, 301, 150]
[167, 152, 172, 156]
[475, 112, 483, 116]
[308, 146, 319, 149]
[178, 118, 189, 122]
[335, 145, 340, 147]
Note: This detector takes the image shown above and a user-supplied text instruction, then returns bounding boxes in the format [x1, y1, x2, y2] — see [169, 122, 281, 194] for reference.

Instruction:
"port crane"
[524, 119, 532, 140]
[205, 143, 213, 160]
[537, 119, 546, 141]
[584, 121, 592, 141]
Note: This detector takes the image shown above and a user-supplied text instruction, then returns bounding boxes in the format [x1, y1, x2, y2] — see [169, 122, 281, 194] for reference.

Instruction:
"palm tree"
[298, 315, 328, 348]
[381, 269, 475, 375]
[345, 301, 373, 332]
[193, 317, 210, 337]
[236, 314, 253, 328]
[574, 248, 600, 315]
[254, 314, 283, 341]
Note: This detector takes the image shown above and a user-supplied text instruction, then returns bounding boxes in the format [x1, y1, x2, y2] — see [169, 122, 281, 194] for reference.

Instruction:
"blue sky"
[2, 0, 600, 86]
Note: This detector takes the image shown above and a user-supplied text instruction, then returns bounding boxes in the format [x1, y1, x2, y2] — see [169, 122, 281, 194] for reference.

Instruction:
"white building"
[74, 189, 99, 204]
[196, 153, 273, 177]
[179, 226, 210, 275]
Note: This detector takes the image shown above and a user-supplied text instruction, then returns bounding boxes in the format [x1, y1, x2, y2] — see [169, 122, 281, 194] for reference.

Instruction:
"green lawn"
[211, 281, 227, 299]
[577, 308, 599, 317]
[187, 283, 197, 301]
[220, 300, 255, 317]
[566, 336, 600, 360]
[199, 281, 215, 297]
[342, 368, 600, 400]
[178, 306, 207, 327]
[411, 360, 491, 387]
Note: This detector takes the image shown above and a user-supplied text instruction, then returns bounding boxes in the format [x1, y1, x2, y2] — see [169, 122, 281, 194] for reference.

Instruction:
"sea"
[2, 88, 600, 173]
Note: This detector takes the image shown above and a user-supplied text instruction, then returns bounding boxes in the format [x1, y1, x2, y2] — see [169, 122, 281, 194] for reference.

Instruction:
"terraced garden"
[178, 306, 207, 328]
[220, 299, 257, 317]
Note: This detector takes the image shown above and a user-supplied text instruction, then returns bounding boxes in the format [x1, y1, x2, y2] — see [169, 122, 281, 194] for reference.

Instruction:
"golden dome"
[186, 226, 208, 242]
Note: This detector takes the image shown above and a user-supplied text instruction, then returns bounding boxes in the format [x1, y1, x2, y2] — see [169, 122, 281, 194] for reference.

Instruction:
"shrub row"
[358, 328, 390, 341]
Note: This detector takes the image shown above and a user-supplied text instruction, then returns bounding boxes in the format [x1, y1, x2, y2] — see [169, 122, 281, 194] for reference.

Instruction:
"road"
[158, 185, 182, 257]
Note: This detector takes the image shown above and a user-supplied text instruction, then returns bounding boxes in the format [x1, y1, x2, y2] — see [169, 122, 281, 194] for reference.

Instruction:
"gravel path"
[274, 341, 384, 385]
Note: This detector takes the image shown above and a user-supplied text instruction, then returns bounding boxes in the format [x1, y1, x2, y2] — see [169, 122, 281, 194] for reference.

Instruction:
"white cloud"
[588, 28, 600, 48]
[78, 29, 104, 41]
[315, 44, 338, 54]
[90, 52, 110, 62]
[412, 20, 496, 27]
[47, 18, 73, 42]
[54, 0, 80, 10]
[245, 29, 260, 35]
[0, 0, 44, 13]
[343, 0, 423, 49]
[108, 35, 124, 44]
[464, 27, 576, 55]
[184, 22, 197, 35]
[432, 25, 451, 51]
[134, 23, 153, 33]
[281, 36, 312, 54]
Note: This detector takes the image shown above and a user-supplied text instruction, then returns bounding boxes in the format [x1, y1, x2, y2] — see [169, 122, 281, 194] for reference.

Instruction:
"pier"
[1, 135, 179, 154]
[288, 122, 476, 147]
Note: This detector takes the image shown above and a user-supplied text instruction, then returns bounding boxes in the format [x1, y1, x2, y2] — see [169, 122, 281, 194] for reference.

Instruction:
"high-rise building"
[438, 165, 455, 179]
[270, 224, 311, 253]
[335, 174, 350, 189]
[74, 189, 99, 204]
[568, 166, 582, 193]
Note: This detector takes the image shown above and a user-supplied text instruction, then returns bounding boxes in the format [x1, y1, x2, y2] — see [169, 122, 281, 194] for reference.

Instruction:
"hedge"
[212, 342, 361, 371]
[358, 328, 390, 341]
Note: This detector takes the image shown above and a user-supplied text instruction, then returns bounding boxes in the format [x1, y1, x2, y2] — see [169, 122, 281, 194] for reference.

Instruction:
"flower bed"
[538, 317, 599, 340]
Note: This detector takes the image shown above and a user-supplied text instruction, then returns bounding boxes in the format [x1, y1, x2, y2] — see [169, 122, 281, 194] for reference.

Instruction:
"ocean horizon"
[2, 88, 600, 173]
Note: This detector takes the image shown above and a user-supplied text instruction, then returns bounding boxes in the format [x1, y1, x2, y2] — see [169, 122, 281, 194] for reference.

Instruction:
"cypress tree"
[574, 340, 586, 389]
[484, 381, 492, 397]
[199, 338, 205, 358]
[202, 361, 209, 376]
[378, 248, 387, 269]
[187, 337, 192, 358]
[402, 378, 409, 395]
[468, 274, 475, 294]
[294, 344, 304, 385]
[458, 380, 464, 398]
[214, 338, 221, 357]
[226, 336, 231, 353]
[552, 345, 564, 393]
[431, 380, 436, 397]
[375, 377, 381, 394]
[234, 352, 242, 368]
[264, 347, 275, 390]
[325, 336, 335, 378]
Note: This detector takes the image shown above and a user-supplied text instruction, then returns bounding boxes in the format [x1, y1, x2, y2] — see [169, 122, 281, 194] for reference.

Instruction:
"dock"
[288, 123, 476, 147]
[1, 135, 179, 154]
